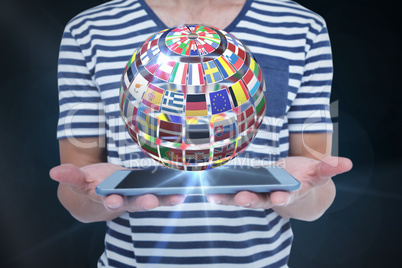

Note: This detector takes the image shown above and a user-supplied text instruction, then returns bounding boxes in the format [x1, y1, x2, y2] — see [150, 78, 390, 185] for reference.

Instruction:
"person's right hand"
[50, 163, 187, 216]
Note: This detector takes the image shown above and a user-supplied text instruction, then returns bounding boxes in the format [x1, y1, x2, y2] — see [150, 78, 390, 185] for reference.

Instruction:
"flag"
[159, 146, 183, 163]
[242, 68, 260, 96]
[254, 89, 266, 119]
[161, 90, 185, 116]
[188, 63, 205, 86]
[213, 116, 237, 142]
[237, 106, 255, 134]
[209, 89, 232, 114]
[123, 98, 139, 131]
[169, 62, 188, 85]
[154, 60, 176, 81]
[236, 130, 255, 153]
[249, 57, 263, 83]
[227, 80, 250, 107]
[186, 165, 209, 171]
[142, 84, 165, 111]
[125, 49, 138, 73]
[213, 142, 236, 161]
[126, 123, 138, 144]
[137, 110, 158, 137]
[138, 136, 159, 157]
[202, 61, 223, 84]
[214, 56, 236, 79]
[128, 72, 148, 100]
[196, 37, 216, 54]
[223, 49, 244, 70]
[140, 45, 160, 65]
[185, 94, 207, 116]
[185, 149, 210, 164]
[227, 42, 246, 61]
[123, 64, 136, 90]
[144, 52, 164, 74]
[185, 123, 210, 144]
[158, 120, 183, 143]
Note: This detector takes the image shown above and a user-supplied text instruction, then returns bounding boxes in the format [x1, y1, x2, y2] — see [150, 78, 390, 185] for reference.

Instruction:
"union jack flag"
[213, 142, 236, 161]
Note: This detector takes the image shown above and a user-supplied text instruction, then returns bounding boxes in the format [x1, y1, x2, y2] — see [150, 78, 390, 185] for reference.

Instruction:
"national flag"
[237, 106, 255, 134]
[123, 98, 139, 130]
[140, 33, 161, 55]
[144, 52, 165, 74]
[140, 45, 160, 65]
[154, 60, 176, 81]
[227, 42, 246, 61]
[202, 61, 223, 84]
[128, 72, 148, 100]
[236, 131, 255, 153]
[185, 94, 207, 116]
[242, 68, 260, 96]
[185, 149, 210, 164]
[161, 90, 185, 116]
[158, 120, 183, 143]
[142, 84, 165, 111]
[159, 146, 183, 163]
[137, 110, 158, 137]
[187, 63, 205, 86]
[195, 37, 216, 54]
[169, 62, 188, 85]
[223, 49, 244, 70]
[138, 136, 159, 157]
[227, 80, 250, 107]
[189, 40, 199, 56]
[186, 165, 209, 171]
[213, 116, 237, 142]
[249, 57, 263, 83]
[122, 64, 135, 91]
[194, 39, 208, 56]
[213, 142, 236, 161]
[126, 123, 138, 144]
[209, 89, 232, 114]
[254, 89, 266, 119]
[125, 49, 138, 73]
[185, 123, 210, 145]
[214, 56, 236, 79]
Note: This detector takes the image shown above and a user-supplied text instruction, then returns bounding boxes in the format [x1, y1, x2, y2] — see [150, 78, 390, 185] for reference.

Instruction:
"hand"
[50, 163, 187, 217]
[207, 156, 352, 220]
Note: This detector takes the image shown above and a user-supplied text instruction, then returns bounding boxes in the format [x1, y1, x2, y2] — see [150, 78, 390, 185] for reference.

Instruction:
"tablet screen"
[116, 166, 281, 189]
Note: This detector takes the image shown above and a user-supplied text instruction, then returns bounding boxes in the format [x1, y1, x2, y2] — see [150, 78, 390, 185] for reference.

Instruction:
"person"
[50, 0, 353, 267]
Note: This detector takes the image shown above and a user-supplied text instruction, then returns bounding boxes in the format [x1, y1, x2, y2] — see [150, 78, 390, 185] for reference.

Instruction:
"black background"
[0, 0, 401, 267]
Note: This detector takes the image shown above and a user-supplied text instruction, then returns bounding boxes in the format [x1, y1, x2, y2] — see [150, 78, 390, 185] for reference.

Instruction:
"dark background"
[0, 0, 401, 267]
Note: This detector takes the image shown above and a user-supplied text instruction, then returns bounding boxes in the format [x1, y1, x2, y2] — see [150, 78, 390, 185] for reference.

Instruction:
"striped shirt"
[57, 0, 333, 267]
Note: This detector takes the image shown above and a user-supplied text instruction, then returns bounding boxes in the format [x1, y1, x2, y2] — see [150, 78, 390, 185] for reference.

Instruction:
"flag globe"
[120, 25, 266, 171]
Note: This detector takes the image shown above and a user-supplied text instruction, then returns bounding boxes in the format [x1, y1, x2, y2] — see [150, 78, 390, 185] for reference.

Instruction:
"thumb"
[49, 164, 86, 188]
[315, 156, 353, 180]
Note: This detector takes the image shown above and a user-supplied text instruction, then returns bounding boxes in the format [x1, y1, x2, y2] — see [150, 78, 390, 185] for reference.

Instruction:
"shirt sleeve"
[56, 27, 106, 140]
[287, 22, 333, 133]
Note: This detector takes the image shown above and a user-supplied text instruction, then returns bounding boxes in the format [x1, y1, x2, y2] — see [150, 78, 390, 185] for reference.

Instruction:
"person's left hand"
[206, 156, 352, 218]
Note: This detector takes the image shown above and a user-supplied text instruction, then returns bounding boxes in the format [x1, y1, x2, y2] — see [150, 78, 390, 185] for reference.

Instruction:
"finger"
[157, 195, 187, 206]
[49, 164, 85, 188]
[125, 194, 160, 212]
[233, 191, 271, 209]
[269, 191, 291, 206]
[206, 194, 236, 205]
[315, 156, 353, 179]
[103, 194, 125, 212]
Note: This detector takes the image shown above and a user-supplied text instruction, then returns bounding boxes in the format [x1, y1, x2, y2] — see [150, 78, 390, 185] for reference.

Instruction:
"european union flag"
[209, 89, 232, 114]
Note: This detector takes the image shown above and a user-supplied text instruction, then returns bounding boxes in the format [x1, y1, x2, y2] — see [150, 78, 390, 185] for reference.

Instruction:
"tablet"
[95, 165, 300, 196]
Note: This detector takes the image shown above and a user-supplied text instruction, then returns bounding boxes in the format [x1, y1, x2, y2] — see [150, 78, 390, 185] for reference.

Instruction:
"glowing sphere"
[120, 25, 266, 171]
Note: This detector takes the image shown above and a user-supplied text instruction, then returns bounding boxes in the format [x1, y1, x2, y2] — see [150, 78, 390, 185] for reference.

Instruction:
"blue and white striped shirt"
[57, 0, 333, 267]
